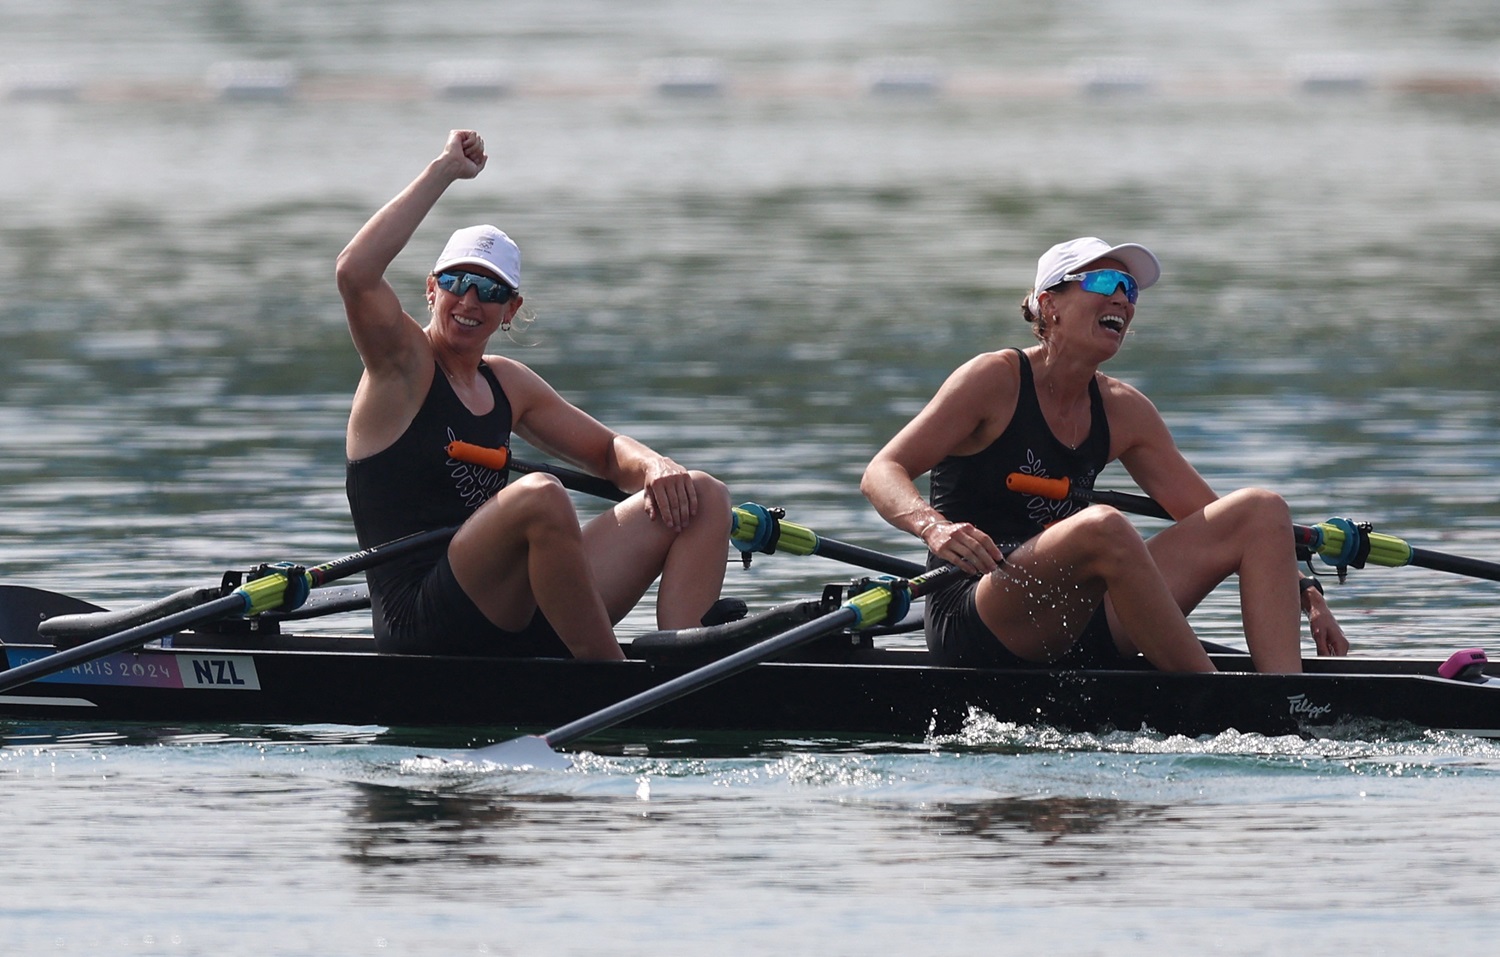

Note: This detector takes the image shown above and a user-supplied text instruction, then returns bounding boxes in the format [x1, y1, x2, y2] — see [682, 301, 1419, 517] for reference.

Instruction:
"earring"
[501, 318, 512, 332]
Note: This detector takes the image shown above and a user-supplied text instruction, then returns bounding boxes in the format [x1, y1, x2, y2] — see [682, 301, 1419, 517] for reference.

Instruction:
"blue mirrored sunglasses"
[1060, 269, 1139, 304]
[435, 269, 517, 304]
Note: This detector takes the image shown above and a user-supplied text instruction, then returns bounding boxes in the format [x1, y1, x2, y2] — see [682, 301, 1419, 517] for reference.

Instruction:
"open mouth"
[1099, 315, 1126, 333]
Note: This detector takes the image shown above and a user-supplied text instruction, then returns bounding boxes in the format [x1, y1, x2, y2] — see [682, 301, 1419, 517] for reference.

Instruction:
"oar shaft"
[543, 606, 861, 749]
[0, 526, 465, 695]
[507, 457, 629, 504]
[806, 539, 924, 578]
[481, 563, 968, 759]
[1006, 473, 1171, 520]
[446, 442, 631, 503]
[308, 527, 458, 585]
[448, 443, 929, 578]
[1010, 470, 1500, 585]
[1409, 547, 1500, 584]
[0, 594, 248, 694]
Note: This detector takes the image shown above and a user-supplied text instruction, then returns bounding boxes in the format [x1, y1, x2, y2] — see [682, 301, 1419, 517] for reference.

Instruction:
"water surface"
[3, 1, 1500, 953]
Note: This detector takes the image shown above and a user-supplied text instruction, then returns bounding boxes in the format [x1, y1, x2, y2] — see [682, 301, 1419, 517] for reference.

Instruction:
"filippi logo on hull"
[1286, 693, 1334, 720]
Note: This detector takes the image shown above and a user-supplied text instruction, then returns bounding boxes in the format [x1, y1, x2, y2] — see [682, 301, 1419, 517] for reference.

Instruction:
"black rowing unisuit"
[345, 361, 512, 642]
[928, 347, 1110, 553]
[923, 348, 1121, 669]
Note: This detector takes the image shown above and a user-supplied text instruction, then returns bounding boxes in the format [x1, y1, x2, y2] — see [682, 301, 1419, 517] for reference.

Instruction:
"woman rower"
[338, 129, 731, 660]
[861, 237, 1348, 672]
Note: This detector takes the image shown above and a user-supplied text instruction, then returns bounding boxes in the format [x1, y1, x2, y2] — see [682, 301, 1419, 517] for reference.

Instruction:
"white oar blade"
[471, 734, 572, 770]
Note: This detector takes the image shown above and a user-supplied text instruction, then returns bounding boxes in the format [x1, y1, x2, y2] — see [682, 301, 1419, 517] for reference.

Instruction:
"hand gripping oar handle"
[471, 563, 971, 766]
[0, 526, 458, 695]
[446, 442, 926, 578]
[1007, 472, 1500, 585]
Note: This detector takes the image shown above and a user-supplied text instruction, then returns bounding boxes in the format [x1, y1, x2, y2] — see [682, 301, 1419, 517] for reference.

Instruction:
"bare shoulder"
[483, 353, 557, 413]
[923, 349, 1024, 456]
[483, 353, 541, 388]
[1094, 372, 1151, 408]
[948, 349, 1021, 399]
[1095, 373, 1172, 455]
[346, 351, 437, 461]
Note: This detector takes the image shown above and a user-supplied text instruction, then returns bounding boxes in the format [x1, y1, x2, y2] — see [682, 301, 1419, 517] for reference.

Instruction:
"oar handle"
[1006, 472, 1172, 521]
[447, 442, 631, 503]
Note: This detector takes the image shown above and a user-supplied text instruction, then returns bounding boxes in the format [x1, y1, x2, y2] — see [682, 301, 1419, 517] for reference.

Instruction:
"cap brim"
[1087, 243, 1161, 290]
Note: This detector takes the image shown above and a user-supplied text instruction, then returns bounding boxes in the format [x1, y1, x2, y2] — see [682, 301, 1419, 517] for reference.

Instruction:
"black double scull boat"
[2, 582, 1497, 741]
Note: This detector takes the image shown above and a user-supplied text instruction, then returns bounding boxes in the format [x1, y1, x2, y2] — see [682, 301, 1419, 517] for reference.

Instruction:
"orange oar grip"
[446, 441, 511, 471]
[1005, 472, 1071, 501]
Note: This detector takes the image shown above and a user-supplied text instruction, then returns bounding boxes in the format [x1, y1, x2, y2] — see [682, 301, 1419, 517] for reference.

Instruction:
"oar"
[1006, 472, 1500, 584]
[446, 442, 926, 577]
[729, 503, 925, 577]
[0, 527, 456, 695]
[447, 442, 632, 504]
[1006, 472, 1172, 520]
[23, 583, 372, 648]
[470, 563, 971, 769]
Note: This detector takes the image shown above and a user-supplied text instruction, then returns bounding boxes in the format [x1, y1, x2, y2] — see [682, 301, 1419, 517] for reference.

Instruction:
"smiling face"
[425, 264, 523, 345]
[1036, 255, 1137, 357]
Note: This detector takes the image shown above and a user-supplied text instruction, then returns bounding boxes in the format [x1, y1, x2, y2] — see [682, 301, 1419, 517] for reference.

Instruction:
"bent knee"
[1068, 504, 1140, 543]
[1221, 487, 1292, 528]
[491, 473, 579, 528]
[1056, 505, 1148, 567]
[688, 471, 731, 511]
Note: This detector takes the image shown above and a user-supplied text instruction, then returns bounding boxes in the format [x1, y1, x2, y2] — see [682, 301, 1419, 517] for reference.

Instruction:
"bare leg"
[1119, 488, 1303, 673]
[585, 471, 731, 629]
[448, 472, 623, 660]
[974, 506, 1215, 672]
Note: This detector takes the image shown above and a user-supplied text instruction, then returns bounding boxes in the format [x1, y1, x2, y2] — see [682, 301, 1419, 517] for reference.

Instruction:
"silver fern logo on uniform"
[445, 428, 506, 508]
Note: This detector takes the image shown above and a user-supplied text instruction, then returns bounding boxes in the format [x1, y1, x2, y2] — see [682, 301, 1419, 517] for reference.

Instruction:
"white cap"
[433, 225, 521, 290]
[1026, 237, 1160, 318]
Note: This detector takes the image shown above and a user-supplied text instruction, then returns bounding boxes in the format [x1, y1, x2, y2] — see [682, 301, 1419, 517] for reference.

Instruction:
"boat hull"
[3, 637, 1499, 740]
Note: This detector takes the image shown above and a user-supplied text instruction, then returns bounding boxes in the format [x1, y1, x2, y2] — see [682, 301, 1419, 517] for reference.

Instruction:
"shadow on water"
[919, 793, 1168, 845]
[343, 781, 535, 869]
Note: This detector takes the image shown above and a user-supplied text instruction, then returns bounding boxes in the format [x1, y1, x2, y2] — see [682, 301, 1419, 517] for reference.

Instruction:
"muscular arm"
[861, 352, 1014, 571]
[1106, 380, 1218, 519]
[499, 358, 704, 531]
[336, 130, 487, 458]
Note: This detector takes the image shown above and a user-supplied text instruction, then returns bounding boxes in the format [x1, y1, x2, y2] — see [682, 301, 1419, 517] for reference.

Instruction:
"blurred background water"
[3, 1, 1500, 954]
